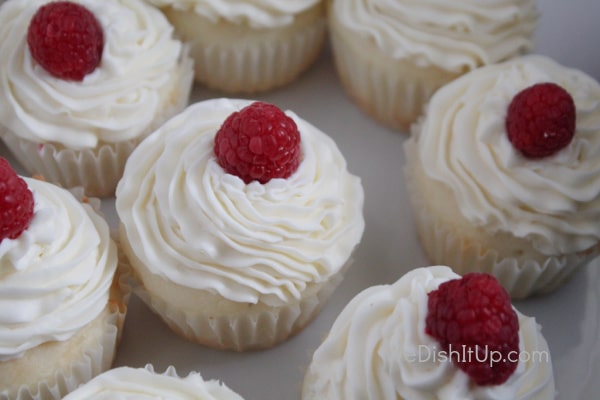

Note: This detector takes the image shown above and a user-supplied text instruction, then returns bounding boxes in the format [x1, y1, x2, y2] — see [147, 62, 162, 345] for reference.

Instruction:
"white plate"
[4, 0, 600, 398]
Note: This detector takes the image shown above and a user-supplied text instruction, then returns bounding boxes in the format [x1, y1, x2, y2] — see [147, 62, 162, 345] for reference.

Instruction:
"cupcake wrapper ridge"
[131, 261, 350, 352]
[0, 264, 130, 400]
[404, 159, 599, 299]
[328, 11, 458, 133]
[164, 6, 326, 93]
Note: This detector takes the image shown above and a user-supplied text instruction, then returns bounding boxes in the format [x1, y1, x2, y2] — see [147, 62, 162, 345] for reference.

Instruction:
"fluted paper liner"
[163, 5, 326, 93]
[328, 9, 460, 133]
[403, 154, 599, 299]
[64, 364, 243, 398]
[0, 262, 130, 400]
[0, 136, 139, 198]
[131, 259, 350, 352]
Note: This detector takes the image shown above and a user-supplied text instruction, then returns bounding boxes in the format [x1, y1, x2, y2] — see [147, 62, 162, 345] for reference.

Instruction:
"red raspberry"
[425, 273, 520, 386]
[505, 82, 576, 158]
[0, 158, 34, 243]
[27, 1, 104, 81]
[214, 102, 302, 184]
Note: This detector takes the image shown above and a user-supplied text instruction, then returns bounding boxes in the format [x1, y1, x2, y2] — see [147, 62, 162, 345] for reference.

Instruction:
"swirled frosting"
[62, 365, 244, 399]
[147, 0, 320, 28]
[407, 55, 600, 255]
[0, 0, 193, 149]
[0, 178, 117, 361]
[116, 98, 365, 307]
[303, 266, 555, 399]
[331, 0, 537, 73]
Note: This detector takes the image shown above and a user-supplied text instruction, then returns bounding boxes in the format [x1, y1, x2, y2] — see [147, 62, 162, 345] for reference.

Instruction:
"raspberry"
[505, 82, 576, 158]
[425, 273, 519, 386]
[0, 158, 34, 243]
[27, 1, 104, 81]
[214, 102, 302, 184]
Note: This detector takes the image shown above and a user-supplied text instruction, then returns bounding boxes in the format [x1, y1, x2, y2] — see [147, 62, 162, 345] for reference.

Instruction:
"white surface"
[4, 0, 600, 398]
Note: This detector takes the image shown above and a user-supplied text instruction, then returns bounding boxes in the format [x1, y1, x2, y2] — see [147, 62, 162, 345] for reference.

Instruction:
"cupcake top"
[147, 0, 320, 28]
[303, 266, 555, 399]
[0, 0, 193, 150]
[331, 0, 537, 73]
[116, 98, 365, 307]
[0, 175, 117, 361]
[407, 54, 600, 256]
[62, 365, 244, 399]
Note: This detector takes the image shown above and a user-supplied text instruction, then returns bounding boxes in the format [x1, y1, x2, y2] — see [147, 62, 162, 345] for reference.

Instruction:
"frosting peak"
[0, 0, 193, 149]
[303, 266, 555, 399]
[409, 55, 600, 255]
[332, 0, 538, 72]
[148, 0, 320, 28]
[116, 98, 365, 306]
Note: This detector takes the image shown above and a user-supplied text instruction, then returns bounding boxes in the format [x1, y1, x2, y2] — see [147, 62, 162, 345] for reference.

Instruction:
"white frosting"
[408, 54, 600, 256]
[0, 178, 117, 361]
[116, 98, 365, 307]
[304, 266, 554, 399]
[147, 0, 320, 28]
[0, 0, 192, 149]
[62, 365, 245, 399]
[332, 0, 537, 73]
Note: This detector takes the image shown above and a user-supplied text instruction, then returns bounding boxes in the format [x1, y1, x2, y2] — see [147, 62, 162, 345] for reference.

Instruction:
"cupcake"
[0, 0, 194, 197]
[404, 54, 600, 298]
[146, 0, 327, 93]
[327, 0, 538, 132]
[302, 266, 555, 399]
[0, 158, 127, 399]
[116, 98, 365, 351]
[62, 364, 244, 399]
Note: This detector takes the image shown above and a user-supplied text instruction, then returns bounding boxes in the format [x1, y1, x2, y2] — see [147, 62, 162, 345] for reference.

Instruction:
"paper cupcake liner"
[131, 260, 349, 352]
[0, 134, 138, 198]
[328, 12, 460, 133]
[0, 264, 130, 400]
[63, 364, 245, 399]
[163, 5, 326, 93]
[111, 243, 133, 346]
[403, 157, 599, 299]
[142, 364, 185, 378]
